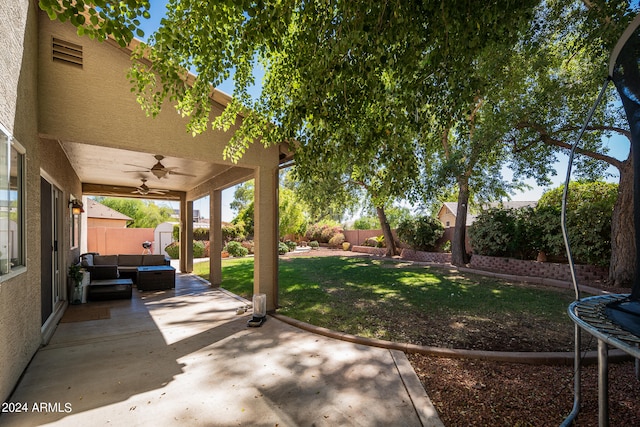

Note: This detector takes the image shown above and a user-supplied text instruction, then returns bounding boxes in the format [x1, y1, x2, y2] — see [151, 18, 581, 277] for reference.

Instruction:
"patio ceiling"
[60, 141, 254, 201]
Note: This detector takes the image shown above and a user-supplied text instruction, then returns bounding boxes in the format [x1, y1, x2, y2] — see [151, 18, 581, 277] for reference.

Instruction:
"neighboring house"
[0, 3, 291, 403]
[87, 198, 132, 228]
[437, 202, 477, 228]
[437, 201, 538, 228]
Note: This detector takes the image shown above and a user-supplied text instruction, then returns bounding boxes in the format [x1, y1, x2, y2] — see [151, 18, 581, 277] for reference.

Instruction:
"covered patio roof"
[37, 9, 292, 311]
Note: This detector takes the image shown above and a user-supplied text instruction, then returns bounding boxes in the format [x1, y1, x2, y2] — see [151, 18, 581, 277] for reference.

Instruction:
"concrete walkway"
[1, 273, 443, 426]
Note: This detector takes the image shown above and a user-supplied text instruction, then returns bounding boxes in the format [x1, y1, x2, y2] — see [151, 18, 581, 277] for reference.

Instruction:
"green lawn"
[194, 256, 576, 349]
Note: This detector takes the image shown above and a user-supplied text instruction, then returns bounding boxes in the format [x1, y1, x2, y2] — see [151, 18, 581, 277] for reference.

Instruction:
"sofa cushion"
[118, 254, 143, 266]
[87, 265, 119, 280]
[142, 254, 169, 266]
[94, 255, 118, 265]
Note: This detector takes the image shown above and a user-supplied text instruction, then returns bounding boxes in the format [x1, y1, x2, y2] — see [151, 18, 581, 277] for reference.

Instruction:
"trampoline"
[562, 13, 640, 427]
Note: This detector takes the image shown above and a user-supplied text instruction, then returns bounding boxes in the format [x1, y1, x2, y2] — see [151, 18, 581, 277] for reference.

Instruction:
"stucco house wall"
[0, 1, 43, 403]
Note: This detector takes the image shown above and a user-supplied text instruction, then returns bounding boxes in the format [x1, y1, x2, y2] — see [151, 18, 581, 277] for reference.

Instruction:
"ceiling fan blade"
[167, 170, 196, 177]
[124, 163, 151, 169]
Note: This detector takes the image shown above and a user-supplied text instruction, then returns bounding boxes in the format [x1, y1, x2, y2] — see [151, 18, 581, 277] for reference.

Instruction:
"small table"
[136, 266, 176, 291]
[87, 278, 133, 301]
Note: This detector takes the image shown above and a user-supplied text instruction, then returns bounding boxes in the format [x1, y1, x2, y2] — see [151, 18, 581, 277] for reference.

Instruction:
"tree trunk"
[376, 205, 397, 257]
[451, 180, 470, 266]
[609, 158, 635, 287]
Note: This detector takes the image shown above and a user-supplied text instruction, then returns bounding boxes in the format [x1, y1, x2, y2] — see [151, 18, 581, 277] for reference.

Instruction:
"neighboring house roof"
[87, 198, 132, 221]
[439, 201, 538, 226]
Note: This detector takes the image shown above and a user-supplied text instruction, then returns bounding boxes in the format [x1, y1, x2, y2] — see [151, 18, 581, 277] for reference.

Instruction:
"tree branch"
[515, 121, 627, 170]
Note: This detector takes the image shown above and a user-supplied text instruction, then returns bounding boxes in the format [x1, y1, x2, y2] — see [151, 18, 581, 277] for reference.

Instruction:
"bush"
[537, 181, 616, 267]
[193, 227, 209, 241]
[224, 241, 249, 258]
[285, 240, 297, 251]
[164, 241, 206, 259]
[309, 240, 319, 249]
[241, 240, 255, 254]
[362, 235, 385, 247]
[193, 240, 206, 258]
[305, 222, 343, 243]
[397, 216, 444, 252]
[468, 183, 616, 267]
[278, 241, 290, 255]
[164, 242, 179, 259]
[469, 208, 525, 258]
[328, 233, 345, 247]
[222, 223, 246, 242]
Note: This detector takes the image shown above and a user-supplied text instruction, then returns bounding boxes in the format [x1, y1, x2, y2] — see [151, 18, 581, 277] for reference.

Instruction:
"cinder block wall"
[468, 254, 608, 285]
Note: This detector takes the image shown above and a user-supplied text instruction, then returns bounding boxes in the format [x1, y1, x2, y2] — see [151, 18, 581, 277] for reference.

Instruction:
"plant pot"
[71, 286, 83, 305]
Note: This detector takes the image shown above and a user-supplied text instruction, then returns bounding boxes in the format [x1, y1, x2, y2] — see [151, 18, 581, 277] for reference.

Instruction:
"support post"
[210, 189, 222, 287]
[180, 197, 194, 274]
[253, 166, 279, 311]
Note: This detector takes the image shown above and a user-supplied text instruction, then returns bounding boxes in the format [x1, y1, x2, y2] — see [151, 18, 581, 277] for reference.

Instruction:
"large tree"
[41, 1, 639, 277]
[497, 1, 638, 285]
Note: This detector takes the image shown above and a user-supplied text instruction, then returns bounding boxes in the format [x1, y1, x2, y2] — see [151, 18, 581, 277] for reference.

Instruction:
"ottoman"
[136, 266, 176, 291]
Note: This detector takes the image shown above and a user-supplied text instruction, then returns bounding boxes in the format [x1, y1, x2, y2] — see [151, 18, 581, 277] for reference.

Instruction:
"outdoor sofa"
[80, 253, 174, 300]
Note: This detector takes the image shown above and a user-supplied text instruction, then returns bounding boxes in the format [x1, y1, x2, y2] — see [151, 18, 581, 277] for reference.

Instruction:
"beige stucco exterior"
[0, 1, 282, 403]
[0, 1, 43, 404]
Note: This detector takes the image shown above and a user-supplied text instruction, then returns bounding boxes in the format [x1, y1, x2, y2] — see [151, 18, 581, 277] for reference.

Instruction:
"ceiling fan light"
[151, 169, 167, 179]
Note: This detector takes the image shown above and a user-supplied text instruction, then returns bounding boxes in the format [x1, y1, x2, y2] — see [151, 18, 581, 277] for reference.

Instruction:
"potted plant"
[68, 264, 84, 304]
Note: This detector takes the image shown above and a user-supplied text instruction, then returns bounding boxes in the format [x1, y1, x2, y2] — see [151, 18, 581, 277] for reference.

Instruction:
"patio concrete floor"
[2, 273, 443, 426]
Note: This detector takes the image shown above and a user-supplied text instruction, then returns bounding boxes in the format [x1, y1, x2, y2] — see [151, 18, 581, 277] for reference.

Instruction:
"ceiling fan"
[125, 154, 196, 179]
[132, 178, 169, 196]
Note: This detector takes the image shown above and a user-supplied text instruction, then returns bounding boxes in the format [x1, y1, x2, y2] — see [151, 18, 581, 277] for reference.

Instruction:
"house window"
[0, 123, 25, 276]
[445, 221, 450, 227]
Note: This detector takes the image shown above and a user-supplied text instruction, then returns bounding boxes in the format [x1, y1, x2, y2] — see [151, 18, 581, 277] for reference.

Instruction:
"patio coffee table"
[136, 266, 176, 291]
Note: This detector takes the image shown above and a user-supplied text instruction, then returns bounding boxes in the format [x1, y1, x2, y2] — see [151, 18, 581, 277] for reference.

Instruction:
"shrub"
[278, 241, 290, 255]
[320, 225, 343, 243]
[397, 216, 444, 252]
[193, 240, 206, 258]
[328, 233, 345, 247]
[164, 242, 179, 259]
[309, 240, 319, 249]
[537, 181, 616, 267]
[193, 227, 209, 241]
[469, 208, 522, 258]
[305, 222, 343, 243]
[164, 241, 205, 259]
[285, 240, 297, 251]
[241, 240, 255, 254]
[362, 235, 385, 247]
[222, 223, 246, 242]
[224, 241, 249, 258]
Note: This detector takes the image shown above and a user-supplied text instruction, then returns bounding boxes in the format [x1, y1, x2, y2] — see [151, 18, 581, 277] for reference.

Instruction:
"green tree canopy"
[94, 197, 174, 228]
[40, 0, 640, 282]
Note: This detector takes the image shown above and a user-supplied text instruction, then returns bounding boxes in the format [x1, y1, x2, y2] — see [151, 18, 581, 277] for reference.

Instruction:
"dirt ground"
[286, 248, 640, 425]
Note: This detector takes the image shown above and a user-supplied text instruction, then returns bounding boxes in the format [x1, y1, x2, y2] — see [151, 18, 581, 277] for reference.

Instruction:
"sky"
[138, 2, 628, 221]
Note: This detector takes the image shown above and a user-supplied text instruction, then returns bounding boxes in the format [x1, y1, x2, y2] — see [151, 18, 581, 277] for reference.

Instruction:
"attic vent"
[52, 38, 83, 68]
